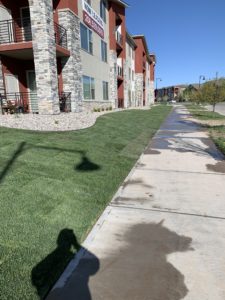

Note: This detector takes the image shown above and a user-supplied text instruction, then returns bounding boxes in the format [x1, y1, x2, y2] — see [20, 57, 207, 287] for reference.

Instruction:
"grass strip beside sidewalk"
[186, 104, 225, 156]
[0, 105, 171, 300]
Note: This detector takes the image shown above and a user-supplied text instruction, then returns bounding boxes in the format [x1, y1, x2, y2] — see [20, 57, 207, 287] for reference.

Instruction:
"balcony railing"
[118, 98, 124, 108]
[117, 65, 123, 78]
[59, 92, 71, 113]
[115, 31, 123, 46]
[0, 18, 68, 48]
[0, 17, 32, 44]
[0, 91, 72, 114]
[54, 23, 68, 49]
[0, 92, 36, 114]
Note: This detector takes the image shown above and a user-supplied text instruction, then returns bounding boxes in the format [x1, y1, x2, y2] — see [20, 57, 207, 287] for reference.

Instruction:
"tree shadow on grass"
[0, 141, 26, 184]
[75, 152, 101, 172]
[31, 229, 100, 300]
[0, 144, 101, 185]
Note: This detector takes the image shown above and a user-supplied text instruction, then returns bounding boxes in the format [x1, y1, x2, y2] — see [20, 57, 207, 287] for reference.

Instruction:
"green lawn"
[186, 104, 225, 120]
[186, 104, 225, 156]
[0, 106, 171, 300]
[209, 125, 225, 155]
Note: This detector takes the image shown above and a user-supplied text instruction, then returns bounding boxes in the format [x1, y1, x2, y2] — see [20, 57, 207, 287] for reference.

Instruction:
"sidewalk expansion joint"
[109, 204, 225, 221]
[136, 167, 225, 176]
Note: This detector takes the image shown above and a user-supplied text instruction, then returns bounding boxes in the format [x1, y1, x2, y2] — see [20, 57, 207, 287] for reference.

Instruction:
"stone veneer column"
[135, 73, 144, 107]
[109, 50, 118, 108]
[58, 9, 83, 113]
[149, 81, 155, 105]
[0, 57, 4, 115]
[29, 0, 59, 114]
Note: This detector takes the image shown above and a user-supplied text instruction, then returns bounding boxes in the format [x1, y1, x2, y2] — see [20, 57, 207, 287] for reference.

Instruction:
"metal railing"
[118, 98, 124, 108]
[59, 92, 71, 112]
[0, 92, 36, 114]
[0, 17, 32, 44]
[115, 31, 123, 46]
[54, 23, 68, 49]
[117, 65, 123, 77]
[0, 92, 72, 114]
[0, 18, 68, 48]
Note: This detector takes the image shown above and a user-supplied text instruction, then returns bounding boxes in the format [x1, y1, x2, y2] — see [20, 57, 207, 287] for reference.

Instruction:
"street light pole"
[199, 75, 205, 89]
[155, 78, 162, 101]
[156, 77, 162, 90]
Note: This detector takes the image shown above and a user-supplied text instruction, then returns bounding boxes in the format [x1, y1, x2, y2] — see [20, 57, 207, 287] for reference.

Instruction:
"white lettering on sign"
[82, 0, 104, 38]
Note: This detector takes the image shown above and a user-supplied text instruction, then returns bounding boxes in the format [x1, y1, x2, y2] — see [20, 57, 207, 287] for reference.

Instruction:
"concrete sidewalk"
[47, 106, 225, 300]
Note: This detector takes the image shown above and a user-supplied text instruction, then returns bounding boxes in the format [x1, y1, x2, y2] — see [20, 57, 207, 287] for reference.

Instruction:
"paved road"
[207, 102, 225, 116]
[47, 106, 225, 300]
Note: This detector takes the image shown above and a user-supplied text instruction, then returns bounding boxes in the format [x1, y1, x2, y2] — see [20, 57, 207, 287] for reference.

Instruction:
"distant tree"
[183, 85, 198, 101]
[189, 90, 203, 104]
[190, 78, 225, 111]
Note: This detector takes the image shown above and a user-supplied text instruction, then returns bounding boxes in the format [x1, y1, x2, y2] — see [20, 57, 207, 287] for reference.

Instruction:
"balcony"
[0, 18, 32, 44]
[0, 92, 72, 114]
[115, 31, 123, 48]
[117, 64, 123, 79]
[0, 18, 68, 49]
[54, 23, 68, 49]
[0, 92, 36, 114]
[59, 92, 71, 113]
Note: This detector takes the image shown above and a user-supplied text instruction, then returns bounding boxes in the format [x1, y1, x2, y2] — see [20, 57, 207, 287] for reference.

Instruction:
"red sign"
[83, 11, 104, 39]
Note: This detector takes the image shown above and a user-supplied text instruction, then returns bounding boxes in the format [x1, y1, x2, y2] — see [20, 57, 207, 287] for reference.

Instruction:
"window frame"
[100, 0, 107, 23]
[80, 23, 93, 55]
[83, 75, 95, 100]
[102, 81, 109, 100]
[101, 40, 107, 62]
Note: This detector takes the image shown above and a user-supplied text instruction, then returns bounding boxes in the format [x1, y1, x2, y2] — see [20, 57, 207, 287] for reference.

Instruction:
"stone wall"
[29, 0, 60, 115]
[135, 73, 144, 106]
[149, 81, 155, 105]
[82, 101, 113, 112]
[109, 50, 118, 109]
[58, 9, 83, 113]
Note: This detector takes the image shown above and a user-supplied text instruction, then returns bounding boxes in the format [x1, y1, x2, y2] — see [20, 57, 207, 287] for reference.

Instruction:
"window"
[132, 70, 134, 81]
[100, 0, 106, 23]
[101, 40, 107, 62]
[83, 76, 95, 100]
[80, 23, 93, 54]
[103, 81, 109, 100]
[129, 68, 131, 80]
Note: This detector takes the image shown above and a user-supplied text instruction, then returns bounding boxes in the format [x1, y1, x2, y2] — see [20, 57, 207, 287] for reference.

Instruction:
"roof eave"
[109, 0, 130, 8]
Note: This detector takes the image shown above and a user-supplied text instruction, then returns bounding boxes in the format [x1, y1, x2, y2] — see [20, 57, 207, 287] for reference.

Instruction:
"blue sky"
[126, 0, 225, 88]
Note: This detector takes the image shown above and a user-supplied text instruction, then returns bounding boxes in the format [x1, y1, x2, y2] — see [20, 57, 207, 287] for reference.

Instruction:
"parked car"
[168, 99, 176, 104]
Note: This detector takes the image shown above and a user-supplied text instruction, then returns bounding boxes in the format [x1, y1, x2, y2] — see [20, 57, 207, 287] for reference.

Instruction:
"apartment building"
[150, 53, 156, 103]
[156, 85, 187, 101]
[0, 0, 156, 115]
[133, 35, 155, 107]
[124, 32, 136, 108]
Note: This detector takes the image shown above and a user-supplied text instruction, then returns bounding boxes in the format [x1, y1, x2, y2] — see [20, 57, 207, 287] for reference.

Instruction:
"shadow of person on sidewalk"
[31, 229, 99, 300]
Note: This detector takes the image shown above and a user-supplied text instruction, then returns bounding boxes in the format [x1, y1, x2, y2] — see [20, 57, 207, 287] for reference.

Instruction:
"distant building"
[156, 84, 188, 101]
